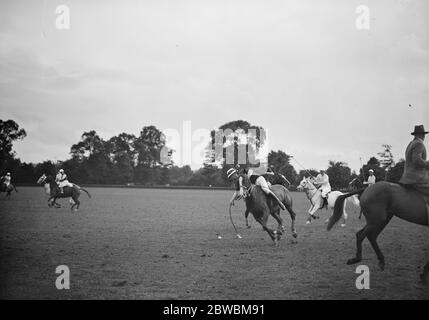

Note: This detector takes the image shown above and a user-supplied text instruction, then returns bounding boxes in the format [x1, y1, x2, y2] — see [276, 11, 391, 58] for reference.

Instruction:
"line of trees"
[0, 119, 405, 188]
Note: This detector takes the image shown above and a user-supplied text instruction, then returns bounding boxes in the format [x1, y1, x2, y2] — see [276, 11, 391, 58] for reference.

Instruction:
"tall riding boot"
[319, 196, 328, 209]
[268, 190, 286, 210]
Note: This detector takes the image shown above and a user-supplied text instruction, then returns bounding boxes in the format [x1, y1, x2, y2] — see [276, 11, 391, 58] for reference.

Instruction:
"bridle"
[300, 178, 320, 203]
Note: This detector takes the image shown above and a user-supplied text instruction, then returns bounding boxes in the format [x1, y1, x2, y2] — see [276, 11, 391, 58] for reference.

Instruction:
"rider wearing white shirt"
[1, 172, 11, 188]
[314, 170, 331, 207]
[227, 167, 286, 210]
[55, 169, 73, 193]
[364, 169, 376, 186]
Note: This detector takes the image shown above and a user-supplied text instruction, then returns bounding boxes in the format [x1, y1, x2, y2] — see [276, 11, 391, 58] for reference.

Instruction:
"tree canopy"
[1, 118, 407, 188]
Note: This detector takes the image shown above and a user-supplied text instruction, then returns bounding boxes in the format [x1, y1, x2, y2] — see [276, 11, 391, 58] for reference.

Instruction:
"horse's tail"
[327, 188, 365, 231]
[80, 188, 92, 198]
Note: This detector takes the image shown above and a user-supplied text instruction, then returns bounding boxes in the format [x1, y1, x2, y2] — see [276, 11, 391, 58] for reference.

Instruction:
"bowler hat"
[411, 125, 429, 135]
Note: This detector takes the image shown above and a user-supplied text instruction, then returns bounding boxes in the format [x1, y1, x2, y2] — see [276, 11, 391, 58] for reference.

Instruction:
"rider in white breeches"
[2, 172, 11, 187]
[56, 169, 73, 193]
[245, 168, 286, 210]
[314, 170, 331, 198]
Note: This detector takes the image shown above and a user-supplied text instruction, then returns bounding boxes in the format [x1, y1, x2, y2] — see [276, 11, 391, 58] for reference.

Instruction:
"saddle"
[54, 185, 74, 196]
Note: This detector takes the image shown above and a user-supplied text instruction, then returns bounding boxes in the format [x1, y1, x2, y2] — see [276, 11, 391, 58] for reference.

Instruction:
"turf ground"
[0, 187, 428, 299]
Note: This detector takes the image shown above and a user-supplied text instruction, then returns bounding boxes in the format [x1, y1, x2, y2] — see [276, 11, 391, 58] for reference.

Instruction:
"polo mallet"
[229, 202, 242, 239]
[280, 174, 291, 185]
[291, 156, 316, 179]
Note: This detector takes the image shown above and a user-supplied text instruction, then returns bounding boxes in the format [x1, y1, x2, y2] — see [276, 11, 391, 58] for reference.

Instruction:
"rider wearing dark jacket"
[399, 125, 429, 198]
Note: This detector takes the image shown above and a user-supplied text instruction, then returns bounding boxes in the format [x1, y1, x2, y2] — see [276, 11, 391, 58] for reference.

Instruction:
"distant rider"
[1, 172, 11, 190]
[364, 169, 376, 186]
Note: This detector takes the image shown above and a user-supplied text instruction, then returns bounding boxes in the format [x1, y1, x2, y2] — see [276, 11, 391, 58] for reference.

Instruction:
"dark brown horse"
[244, 172, 293, 228]
[240, 177, 298, 243]
[327, 181, 429, 284]
[37, 174, 91, 211]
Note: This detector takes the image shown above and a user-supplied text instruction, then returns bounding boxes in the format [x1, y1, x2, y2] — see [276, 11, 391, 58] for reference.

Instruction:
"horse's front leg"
[255, 214, 281, 245]
[306, 204, 318, 224]
[50, 196, 61, 208]
[244, 209, 251, 228]
[47, 196, 54, 207]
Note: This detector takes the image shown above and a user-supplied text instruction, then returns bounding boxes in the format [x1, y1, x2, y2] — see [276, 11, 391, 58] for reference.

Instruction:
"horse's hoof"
[292, 232, 298, 238]
[347, 258, 361, 265]
[306, 220, 311, 225]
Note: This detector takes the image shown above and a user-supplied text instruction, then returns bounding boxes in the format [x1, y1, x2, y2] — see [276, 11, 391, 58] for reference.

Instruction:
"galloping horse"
[0, 181, 18, 199]
[37, 174, 91, 211]
[297, 176, 360, 226]
[327, 182, 429, 283]
[239, 176, 298, 244]
[244, 172, 290, 228]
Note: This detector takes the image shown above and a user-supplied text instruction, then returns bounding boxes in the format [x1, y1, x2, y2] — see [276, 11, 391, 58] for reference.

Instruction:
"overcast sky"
[1, 0, 428, 172]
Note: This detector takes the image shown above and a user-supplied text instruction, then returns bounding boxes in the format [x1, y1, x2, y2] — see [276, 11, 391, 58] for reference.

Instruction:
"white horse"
[297, 176, 360, 227]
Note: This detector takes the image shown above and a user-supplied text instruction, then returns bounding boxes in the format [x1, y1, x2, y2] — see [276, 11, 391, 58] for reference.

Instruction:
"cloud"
[1, 0, 428, 170]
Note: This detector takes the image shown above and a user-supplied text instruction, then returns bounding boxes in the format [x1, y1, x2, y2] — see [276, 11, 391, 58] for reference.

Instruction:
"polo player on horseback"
[56, 169, 73, 194]
[1, 172, 11, 189]
[313, 170, 331, 209]
[227, 167, 286, 210]
[364, 169, 376, 186]
[328, 124, 429, 282]
[399, 125, 429, 203]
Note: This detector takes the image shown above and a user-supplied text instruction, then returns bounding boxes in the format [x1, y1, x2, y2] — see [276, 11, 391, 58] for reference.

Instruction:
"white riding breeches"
[255, 176, 271, 194]
[58, 180, 73, 188]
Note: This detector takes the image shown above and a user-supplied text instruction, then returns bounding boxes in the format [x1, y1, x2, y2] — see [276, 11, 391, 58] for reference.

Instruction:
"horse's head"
[37, 174, 47, 185]
[37, 174, 54, 184]
[297, 176, 315, 191]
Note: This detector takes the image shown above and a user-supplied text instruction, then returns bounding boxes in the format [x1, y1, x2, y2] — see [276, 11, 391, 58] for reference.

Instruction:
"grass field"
[0, 187, 428, 299]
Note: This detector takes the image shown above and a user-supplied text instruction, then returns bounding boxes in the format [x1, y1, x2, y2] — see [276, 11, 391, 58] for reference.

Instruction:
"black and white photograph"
[0, 0, 428, 304]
